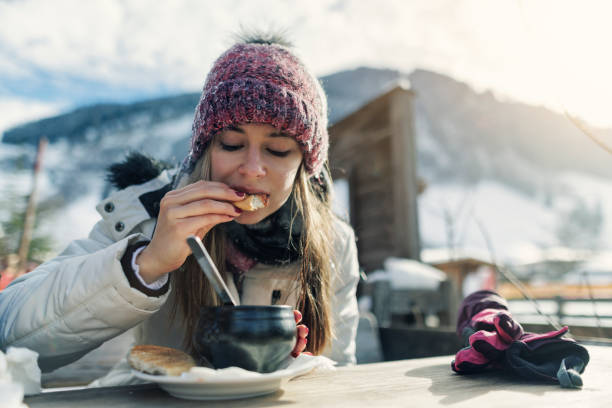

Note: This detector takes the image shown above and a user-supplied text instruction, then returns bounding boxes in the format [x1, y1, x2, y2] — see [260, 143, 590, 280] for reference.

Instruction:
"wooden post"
[389, 87, 420, 260]
[555, 295, 565, 326]
[372, 280, 392, 328]
[16, 136, 47, 272]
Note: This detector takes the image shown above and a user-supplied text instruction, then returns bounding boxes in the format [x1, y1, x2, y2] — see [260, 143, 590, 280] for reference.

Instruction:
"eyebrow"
[226, 124, 291, 138]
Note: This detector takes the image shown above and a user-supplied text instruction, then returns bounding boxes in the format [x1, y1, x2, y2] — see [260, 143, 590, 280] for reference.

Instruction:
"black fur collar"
[106, 152, 174, 190]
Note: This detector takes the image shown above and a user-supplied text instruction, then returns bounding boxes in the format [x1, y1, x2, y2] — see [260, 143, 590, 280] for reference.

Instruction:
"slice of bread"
[233, 193, 269, 211]
[128, 345, 195, 376]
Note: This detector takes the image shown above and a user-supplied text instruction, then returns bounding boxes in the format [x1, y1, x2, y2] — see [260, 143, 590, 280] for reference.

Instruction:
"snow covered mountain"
[2, 68, 611, 265]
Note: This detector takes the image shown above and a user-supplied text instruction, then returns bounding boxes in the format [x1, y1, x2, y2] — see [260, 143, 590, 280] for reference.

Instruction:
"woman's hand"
[291, 310, 311, 358]
[136, 180, 245, 283]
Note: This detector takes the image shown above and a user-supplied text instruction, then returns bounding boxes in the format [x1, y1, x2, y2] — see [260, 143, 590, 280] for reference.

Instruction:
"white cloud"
[1, 0, 612, 125]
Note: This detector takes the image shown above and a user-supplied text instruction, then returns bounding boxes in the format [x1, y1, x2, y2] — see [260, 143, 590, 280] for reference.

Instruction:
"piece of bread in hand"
[233, 193, 269, 211]
[128, 345, 195, 376]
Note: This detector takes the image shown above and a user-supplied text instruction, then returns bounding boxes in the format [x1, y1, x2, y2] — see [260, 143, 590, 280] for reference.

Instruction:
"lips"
[231, 185, 270, 198]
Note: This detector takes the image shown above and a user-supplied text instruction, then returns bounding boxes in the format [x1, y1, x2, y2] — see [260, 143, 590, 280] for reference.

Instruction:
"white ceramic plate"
[132, 359, 318, 400]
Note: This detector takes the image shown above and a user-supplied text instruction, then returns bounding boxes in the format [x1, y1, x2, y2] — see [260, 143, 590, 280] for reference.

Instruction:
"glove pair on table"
[451, 290, 589, 388]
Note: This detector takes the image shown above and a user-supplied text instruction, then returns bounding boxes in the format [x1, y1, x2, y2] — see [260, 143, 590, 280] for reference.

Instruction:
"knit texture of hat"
[188, 42, 328, 175]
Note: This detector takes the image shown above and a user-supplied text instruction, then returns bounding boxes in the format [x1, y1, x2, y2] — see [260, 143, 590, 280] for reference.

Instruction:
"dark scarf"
[221, 194, 303, 272]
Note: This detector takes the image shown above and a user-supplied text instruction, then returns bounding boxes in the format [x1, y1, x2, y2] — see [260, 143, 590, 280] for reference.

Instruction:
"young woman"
[0, 34, 360, 386]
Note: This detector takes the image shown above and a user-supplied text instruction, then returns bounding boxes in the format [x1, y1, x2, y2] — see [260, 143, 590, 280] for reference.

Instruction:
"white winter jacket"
[0, 169, 360, 385]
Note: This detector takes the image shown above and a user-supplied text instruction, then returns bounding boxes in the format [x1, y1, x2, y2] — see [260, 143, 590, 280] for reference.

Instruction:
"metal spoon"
[186, 235, 238, 306]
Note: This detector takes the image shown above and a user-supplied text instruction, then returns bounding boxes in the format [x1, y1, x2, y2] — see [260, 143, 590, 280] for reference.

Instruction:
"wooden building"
[328, 85, 420, 272]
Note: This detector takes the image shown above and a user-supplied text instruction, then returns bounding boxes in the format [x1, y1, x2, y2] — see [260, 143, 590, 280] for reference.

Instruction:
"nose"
[238, 146, 266, 178]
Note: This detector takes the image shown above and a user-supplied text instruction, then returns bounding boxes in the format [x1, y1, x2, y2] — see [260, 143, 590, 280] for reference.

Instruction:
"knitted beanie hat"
[187, 41, 329, 176]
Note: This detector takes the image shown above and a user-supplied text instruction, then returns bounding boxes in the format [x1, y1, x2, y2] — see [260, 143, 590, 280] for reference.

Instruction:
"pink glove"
[452, 308, 524, 373]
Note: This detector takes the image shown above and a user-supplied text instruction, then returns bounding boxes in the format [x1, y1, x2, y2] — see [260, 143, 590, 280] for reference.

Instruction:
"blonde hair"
[170, 145, 335, 354]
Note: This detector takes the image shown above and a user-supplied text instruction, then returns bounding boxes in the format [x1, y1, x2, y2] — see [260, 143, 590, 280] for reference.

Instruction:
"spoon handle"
[187, 235, 238, 306]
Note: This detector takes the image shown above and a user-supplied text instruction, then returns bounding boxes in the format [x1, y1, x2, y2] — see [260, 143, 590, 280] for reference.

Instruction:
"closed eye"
[267, 149, 291, 157]
[220, 143, 242, 151]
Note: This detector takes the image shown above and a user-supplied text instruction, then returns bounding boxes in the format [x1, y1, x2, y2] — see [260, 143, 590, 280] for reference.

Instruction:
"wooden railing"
[507, 297, 612, 338]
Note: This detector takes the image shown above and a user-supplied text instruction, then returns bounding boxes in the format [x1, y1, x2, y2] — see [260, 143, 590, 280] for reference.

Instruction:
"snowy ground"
[419, 172, 612, 266]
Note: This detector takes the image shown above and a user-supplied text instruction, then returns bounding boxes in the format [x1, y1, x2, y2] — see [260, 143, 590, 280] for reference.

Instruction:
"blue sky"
[2, 0, 612, 137]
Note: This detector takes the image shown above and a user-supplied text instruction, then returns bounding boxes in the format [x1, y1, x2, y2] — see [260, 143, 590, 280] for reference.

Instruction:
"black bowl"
[193, 305, 296, 373]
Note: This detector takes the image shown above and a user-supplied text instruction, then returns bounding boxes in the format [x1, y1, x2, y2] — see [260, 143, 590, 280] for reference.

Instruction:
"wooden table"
[25, 345, 611, 408]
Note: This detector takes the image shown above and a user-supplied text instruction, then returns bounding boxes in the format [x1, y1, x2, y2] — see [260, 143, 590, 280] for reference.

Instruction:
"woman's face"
[210, 123, 303, 224]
